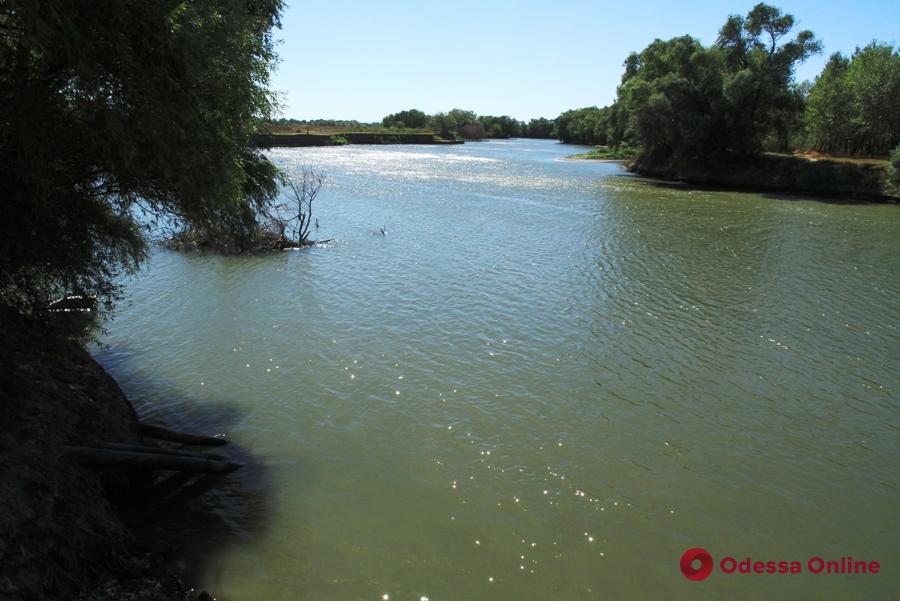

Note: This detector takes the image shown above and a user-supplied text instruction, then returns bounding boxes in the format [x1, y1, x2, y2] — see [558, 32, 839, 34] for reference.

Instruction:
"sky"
[271, 0, 900, 122]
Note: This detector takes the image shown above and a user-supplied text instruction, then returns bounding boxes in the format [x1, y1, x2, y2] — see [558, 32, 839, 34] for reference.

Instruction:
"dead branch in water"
[138, 423, 228, 446]
[261, 166, 328, 247]
[98, 442, 225, 461]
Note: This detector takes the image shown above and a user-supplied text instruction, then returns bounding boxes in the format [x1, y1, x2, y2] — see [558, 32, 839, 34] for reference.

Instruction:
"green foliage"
[805, 43, 900, 155]
[1, 0, 284, 318]
[429, 112, 458, 138]
[615, 36, 726, 160]
[329, 135, 349, 145]
[447, 109, 479, 128]
[478, 115, 523, 138]
[382, 109, 429, 129]
[568, 146, 638, 160]
[522, 118, 555, 138]
[277, 110, 551, 142]
[610, 3, 819, 164]
[381, 110, 550, 140]
[427, 109, 481, 139]
[555, 106, 618, 145]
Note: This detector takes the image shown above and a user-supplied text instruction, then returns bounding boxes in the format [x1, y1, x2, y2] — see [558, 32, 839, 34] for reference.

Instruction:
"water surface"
[97, 139, 900, 600]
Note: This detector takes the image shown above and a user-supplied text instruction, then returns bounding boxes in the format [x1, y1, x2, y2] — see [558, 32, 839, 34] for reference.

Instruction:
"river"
[96, 139, 900, 600]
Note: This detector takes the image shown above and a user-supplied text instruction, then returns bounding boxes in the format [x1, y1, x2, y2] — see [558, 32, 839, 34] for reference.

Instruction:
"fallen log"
[99, 441, 225, 461]
[65, 446, 240, 473]
[138, 423, 228, 446]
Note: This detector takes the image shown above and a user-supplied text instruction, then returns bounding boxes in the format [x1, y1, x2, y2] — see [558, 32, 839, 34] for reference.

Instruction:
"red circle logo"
[680, 548, 714, 581]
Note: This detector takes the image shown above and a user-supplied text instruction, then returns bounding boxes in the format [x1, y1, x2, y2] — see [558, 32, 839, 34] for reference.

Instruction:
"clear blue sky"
[271, 0, 899, 122]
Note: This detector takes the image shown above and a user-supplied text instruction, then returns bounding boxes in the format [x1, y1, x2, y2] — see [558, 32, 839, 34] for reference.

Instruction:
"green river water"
[96, 139, 900, 600]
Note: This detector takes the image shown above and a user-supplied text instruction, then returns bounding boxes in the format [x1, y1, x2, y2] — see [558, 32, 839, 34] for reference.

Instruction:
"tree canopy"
[550, 3, 900, 165]
[1, 0, 284, 317]
[608, 3, 820, 164]
[554, 107, 615, 145]
[382, 108, 429, 129]
[379, 109, 556, 140]
[522, 117, 555, 139]
[478, 115, 522, 139]
[805, 43, 900, 155]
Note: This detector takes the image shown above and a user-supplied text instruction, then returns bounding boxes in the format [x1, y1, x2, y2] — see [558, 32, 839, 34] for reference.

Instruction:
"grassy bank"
[629, 152, 898, 202]
[567, 146, 638, 160]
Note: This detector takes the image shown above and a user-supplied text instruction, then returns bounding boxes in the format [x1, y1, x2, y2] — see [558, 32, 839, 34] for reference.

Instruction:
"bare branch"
[263, 166, 327, 247]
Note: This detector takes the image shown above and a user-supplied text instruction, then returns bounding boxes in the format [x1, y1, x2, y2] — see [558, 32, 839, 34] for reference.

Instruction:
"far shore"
[561, 155, 629, 163]
[628, 153, 898, 203]
[565, 146, 638, 162]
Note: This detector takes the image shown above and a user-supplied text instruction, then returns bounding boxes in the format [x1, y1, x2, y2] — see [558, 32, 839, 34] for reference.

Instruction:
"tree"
[478, 115, 523, 138]
[805, 43, 900, 155]
[555, 107, 610, 144]
[438, 108, 480, 139]
[429, 112, 459, 138]
[0, 0, 284, 318]
[447, 108, 479, 128]
[427, 109, 480, 138]
[805, 53, 855, 153]
[460, 122, 486, 140]
[610, 3, 819, 163]
[715, 3, 821, 154]
[523, 118, 555, 138]
[382, 109, 429, 129]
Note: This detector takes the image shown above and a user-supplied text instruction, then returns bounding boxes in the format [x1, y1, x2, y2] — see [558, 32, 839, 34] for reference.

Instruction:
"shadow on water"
[635, 176, 897, 205]
[92, 346, 280, 595]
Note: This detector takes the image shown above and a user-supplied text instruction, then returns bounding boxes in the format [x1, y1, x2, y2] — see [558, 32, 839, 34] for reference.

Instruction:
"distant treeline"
[271, 118, 384, 130]
[272, 111, 555, 140]
[550, 4, 900, 165]
[380, 109, 555, 140]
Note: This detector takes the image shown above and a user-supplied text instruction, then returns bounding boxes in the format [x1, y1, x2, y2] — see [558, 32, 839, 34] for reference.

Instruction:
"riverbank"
[254, 132, 463, 147]
[561, 156, 628, 163]
[566, 146, 638, 161]
[628, 152, 898, 202]
[0, 311, 207, 601]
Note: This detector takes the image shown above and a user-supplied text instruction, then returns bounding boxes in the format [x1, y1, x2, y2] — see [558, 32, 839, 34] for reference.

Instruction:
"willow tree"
[0, 0, 284, 318]
[612, 3, 820, 164]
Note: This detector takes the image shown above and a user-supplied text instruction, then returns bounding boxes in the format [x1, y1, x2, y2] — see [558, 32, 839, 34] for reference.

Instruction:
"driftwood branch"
[99, 441, 225, 461]
[138, 423, 228, 446]
[65, 446, 241, 473]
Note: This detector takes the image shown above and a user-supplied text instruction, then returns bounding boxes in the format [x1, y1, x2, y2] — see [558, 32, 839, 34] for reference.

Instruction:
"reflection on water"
[97, 139, 900, 600]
